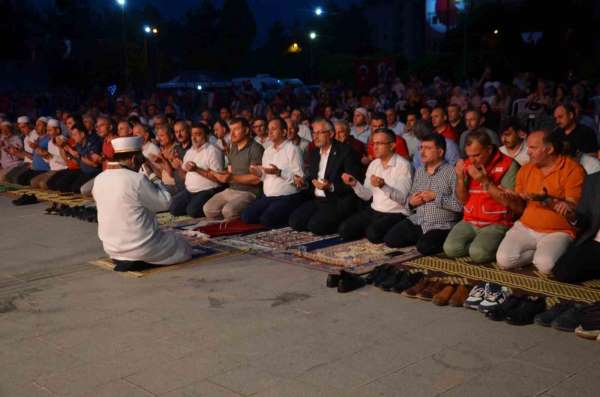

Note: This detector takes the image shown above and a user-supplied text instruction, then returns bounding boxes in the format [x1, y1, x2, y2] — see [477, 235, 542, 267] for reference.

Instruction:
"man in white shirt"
[92, 136, 192, 272]
[285, 118, 310, 160]
[169, 123, 224, 218]
[339, 128, 412, 243]
[499, 117, 529, 166]
[251, 117, 272, 149]
[241, 118, 306, 228]
[350, 107, 371, 144]
[30, 119, 68, 189]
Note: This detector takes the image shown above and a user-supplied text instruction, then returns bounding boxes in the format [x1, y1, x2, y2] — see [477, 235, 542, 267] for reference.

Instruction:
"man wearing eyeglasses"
[338, 128, 412, 243]
[288, 118, 364, 235]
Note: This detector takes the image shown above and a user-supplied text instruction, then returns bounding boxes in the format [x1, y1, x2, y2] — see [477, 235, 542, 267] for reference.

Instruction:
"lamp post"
[116, 0, 127, 88]
[308, 31, 317, 83]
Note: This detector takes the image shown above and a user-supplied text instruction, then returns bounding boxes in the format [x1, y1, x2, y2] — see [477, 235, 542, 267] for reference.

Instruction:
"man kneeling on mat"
[92, 136, 192, 272]
[338, 128, 412, 243]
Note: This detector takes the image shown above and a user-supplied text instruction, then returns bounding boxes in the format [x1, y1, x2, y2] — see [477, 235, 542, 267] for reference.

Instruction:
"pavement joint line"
[533, 371, 579, 397]
[122, 377, 159, 396]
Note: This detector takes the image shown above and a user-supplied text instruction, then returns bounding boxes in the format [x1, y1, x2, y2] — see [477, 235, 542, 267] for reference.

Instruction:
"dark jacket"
[304, 141, 364, 200]
[574, 172, 600, 246]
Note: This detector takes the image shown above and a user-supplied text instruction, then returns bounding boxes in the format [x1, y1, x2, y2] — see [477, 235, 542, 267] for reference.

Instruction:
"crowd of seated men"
[1, 90, 599, 283]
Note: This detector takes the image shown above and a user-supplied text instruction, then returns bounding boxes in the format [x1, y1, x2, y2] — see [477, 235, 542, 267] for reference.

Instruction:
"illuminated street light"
[152, 28, 158, 34]
[144, 25, 151, 34]
[309, 31, 317, 40]
[196, 84, 203, 91]
[315, 7, 323, 16]
[288, 42, 302, 53]
[493, 29, 499, 35]
[116, 0, 125, 6]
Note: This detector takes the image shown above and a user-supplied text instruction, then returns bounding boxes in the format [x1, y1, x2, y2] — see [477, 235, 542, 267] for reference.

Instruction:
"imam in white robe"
[92, 168, 192, 265]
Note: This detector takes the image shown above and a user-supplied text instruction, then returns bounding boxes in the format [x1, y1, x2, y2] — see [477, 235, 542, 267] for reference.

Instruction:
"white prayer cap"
[1, 121, 12, 127]
[354, 107, 368, 118]
[112, 136, 143, 153]
[47, 118, 60, 128]
[17, 116, 30, 124]
[37, 117, 48, 124]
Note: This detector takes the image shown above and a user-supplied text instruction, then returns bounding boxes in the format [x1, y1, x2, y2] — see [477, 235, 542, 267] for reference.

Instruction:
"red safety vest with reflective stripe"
[463, 150, 514, 227]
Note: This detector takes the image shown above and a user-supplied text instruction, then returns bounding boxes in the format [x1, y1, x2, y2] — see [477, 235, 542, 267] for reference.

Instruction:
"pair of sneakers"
[463, 283, 509, 313]
[12, 193, 38, 206]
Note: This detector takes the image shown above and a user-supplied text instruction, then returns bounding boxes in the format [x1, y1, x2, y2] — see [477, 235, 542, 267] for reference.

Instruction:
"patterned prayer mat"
[401, 256, 600, 303]
[90, 238, 241, 278]
[213, 227, 338, 251]
[258, 245, 422, 274]
[250, 238, 423, 274]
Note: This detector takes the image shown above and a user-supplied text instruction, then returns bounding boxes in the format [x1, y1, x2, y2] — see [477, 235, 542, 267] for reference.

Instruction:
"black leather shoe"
[337, 272, 366, 293]
[505, 296, 546, 326]
[486, 295, 523, 321]
[45, 203, 59, 215]
[380, 267, 405, 291]
[13, 194, 38, 206]
[551, 303, 588, 332]
[112, 259, 156, 272]
[534, 301, 575, 327]
[367, 264, 391, 286]
[391, 272, 424, 293]
[326, 273, 341, 288]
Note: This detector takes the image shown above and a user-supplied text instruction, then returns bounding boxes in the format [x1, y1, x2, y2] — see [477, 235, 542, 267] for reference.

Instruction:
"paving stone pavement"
[1, 197, 599, 397]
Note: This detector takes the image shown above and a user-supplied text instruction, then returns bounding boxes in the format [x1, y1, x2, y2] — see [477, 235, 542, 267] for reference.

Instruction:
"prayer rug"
[192, 219, 267, 237]
[0, 183, 21, 192]
[255, 239, 422, 274]
[90, 238, 241, 278]
[7, 187, 94, 206]
[155, 212, 194, 227]
[213, 227, 338, 251]
[401, 256, 600, 303]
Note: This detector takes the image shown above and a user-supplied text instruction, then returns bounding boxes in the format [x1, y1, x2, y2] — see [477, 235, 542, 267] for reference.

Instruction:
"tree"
[214, 0, 257, 74]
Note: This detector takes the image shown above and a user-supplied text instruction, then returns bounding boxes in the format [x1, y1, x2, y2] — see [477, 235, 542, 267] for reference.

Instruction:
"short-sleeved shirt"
[0, 135, 23, 169]
[76, 133, 103, 175]
[227, 139, 264, 194]
[32, 135, 50, 171]
[516, 155, 586, 238]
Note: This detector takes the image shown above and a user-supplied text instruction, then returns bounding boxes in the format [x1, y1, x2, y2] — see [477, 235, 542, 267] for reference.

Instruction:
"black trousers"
[241, 193, 306, 228]
[289, 196, 359, 236]
[47, 169, 97, 193]
[553, 240, 600, 283]
[16, 169, 45, 186]
[383, 218, 450, 255]
[338, 207, 405, 244]
[169, 188, 219, 218]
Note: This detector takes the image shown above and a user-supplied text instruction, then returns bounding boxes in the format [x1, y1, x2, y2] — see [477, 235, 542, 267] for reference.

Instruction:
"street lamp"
[309, 31, 317, 40]
[315, 7, 323, 16]
[116, 0, 127, 87]
[143, 25, 159, 90]
[493, 29, 499, 35]
[144, 25, 151, 34]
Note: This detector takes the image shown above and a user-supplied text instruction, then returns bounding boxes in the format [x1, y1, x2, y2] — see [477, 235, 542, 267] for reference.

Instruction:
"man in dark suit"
[288, 118, 364, 235]
[553, 172, 600, 283]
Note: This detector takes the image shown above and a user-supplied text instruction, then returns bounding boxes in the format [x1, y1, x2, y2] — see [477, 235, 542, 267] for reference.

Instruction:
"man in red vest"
[443, 129, 519, 263]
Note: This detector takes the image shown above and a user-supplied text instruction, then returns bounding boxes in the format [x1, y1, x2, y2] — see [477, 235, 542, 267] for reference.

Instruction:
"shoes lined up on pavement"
[12, 194, 38, 206]
[534, 301, 600, 342]
[45, 203, 97, 222]
[326, 265, 600, 343]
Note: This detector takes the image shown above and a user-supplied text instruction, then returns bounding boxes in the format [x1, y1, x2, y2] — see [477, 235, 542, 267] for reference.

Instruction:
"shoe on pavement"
[505, 296, 547, 326]
[463, 284, 486, 310]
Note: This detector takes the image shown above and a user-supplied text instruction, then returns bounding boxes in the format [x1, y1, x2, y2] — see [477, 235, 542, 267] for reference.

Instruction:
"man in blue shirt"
[51, 122, 102, 192]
